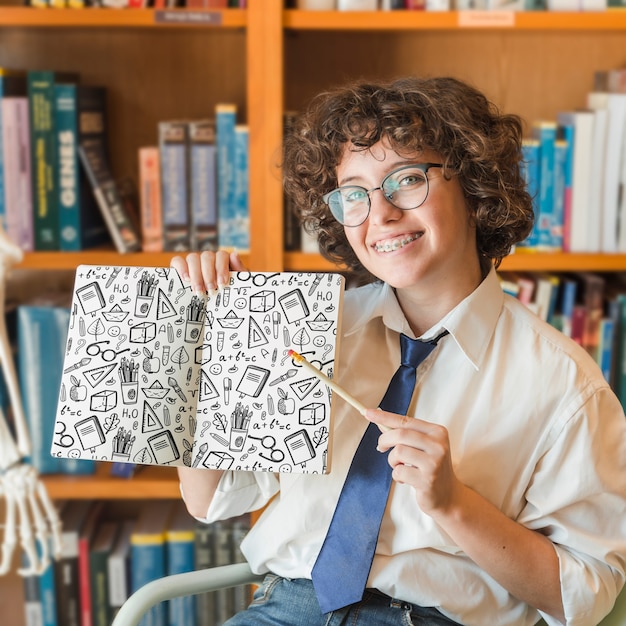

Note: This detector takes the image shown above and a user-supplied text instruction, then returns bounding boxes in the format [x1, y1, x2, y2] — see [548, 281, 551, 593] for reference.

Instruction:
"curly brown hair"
[283, 75, 534, 283]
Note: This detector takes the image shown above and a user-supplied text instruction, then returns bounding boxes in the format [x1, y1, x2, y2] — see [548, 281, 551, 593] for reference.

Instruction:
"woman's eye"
[345, 189, 368, 203]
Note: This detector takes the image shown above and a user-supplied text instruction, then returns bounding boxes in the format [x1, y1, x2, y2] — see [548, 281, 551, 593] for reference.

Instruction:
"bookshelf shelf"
[284, 252, 626, 273]
[0, 7, 246, 28]
[16, 250, 251, 271]
[284, 9, 626, 31]
[42, 464, 179, 499]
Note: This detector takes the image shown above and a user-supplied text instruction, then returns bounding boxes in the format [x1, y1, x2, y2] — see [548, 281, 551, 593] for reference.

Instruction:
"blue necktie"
[311, 331, 448, 614]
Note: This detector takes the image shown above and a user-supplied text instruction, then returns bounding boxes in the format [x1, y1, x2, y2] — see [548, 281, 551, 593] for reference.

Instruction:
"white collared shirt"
[191, 268, 626, 626]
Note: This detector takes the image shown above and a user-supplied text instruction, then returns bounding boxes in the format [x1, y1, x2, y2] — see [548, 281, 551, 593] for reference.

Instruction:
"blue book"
[531, 121, 557, 250]
[189, 119, 218, 252]
[159, 120, 190, 252]
[18, 305, 95, 475]
[519, 138, 541, 249]
[54, 83, 108, 251]
[231, 124, 250, 252]
[0, 70, 26, 234]
[216, 103, 237, 249]
[40, 551, 59, 626]
[598, 317, 615, 383]
[552, 139, 567, 251]
[27, 70, 79, 250]
[131, 501, 174, 626]
[166, 502, 197, 626]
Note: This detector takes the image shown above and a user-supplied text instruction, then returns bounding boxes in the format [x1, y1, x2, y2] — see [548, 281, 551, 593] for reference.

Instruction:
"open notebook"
[52, 266, 345, 474]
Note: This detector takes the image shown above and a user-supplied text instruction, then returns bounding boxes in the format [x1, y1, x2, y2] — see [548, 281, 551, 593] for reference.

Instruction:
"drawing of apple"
[69, 375, 87, 401]
[277, 388, 295, 415]
[143, 347, 160, 373]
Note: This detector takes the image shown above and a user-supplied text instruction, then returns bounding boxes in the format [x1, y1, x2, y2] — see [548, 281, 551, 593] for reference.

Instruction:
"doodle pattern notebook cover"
[52, 266, 344, 474]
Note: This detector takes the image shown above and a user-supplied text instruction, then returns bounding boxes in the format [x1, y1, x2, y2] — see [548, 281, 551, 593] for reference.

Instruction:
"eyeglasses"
[322, 162, 443, 227]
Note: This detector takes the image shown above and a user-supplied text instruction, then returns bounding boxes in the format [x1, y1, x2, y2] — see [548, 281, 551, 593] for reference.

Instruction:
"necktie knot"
[400, 329, 448, 369]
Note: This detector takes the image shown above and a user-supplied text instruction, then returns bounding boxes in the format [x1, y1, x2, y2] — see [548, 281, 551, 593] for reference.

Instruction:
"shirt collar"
[342, 266, 503, 371]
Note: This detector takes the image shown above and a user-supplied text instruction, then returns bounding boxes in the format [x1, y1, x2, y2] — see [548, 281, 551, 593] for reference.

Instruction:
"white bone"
[0, 227, 63, 577]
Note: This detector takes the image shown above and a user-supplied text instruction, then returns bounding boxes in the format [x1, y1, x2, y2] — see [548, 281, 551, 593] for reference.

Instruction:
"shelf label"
[457, 10, 516, 28]
[154, 10, 223, 25]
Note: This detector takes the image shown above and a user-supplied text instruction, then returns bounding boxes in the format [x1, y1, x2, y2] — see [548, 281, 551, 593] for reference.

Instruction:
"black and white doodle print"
[52, 265, 345, 475]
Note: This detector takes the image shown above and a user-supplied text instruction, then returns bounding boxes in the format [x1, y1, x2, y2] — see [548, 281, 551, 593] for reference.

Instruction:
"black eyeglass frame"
[322, 162, 444, 227]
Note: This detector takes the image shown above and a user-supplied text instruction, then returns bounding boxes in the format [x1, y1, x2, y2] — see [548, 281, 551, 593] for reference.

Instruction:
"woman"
[172, 76, 626, 626]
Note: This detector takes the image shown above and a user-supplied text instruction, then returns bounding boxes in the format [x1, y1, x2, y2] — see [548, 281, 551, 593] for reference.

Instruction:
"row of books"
[498, 270, 626, 408]
[0, 68, 141, 255]
[139, 107, 249, 255]
[23, 500, 252, 626]
[518, 67, 626, 256]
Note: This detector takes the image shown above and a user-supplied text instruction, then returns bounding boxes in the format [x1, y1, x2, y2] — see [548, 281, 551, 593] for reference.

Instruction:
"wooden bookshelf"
[42, 464, 179, 499]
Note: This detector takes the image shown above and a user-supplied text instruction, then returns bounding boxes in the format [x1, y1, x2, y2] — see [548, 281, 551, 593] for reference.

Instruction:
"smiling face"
[338, 140, 483, 307]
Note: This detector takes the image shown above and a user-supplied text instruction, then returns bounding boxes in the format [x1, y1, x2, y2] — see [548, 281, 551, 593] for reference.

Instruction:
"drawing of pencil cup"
[120, 380, 139, 404]
[229, 402, 252, 452]
[185, 296, 205, 343]
[229, 426, 249, 452]
[134, 294, 154, 318]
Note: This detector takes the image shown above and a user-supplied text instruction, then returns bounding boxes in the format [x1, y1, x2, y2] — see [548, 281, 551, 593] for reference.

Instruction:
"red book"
[78, 502, 104, 626]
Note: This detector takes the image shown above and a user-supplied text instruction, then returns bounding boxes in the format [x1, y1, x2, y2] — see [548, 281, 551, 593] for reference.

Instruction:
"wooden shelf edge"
[16, 249, 251, 271]
[43, 464, 180, 499]
[284, 9, 626, 31]
[285, 251, 626, 273]
[0, 7, 246, 28]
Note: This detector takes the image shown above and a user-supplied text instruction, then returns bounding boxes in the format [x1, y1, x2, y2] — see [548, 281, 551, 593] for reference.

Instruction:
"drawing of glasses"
[290, 351, 333, 372]
[235, 271, 280, 287]
[86, 340, 130, 362]
[248, 434, 285, 463]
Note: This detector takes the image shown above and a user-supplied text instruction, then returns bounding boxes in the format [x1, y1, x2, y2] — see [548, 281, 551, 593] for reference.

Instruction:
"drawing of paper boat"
[306, 313, 333, 332]
[217, 310, 244, 329]
[142, 380, 169, 399]
[102, 304, 129, 323]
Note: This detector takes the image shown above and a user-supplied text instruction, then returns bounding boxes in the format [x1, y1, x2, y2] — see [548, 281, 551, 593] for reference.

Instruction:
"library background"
[0, 1, 626, 625]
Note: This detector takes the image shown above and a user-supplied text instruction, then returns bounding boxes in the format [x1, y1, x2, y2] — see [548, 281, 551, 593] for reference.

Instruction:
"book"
[0, 69, 27, 235]
[586, 93, 609, 253]
[575, 272, 606, 361]
[22, 554, 43, 626]
[166, 502, 197, 626]
[27, 70, 79, 250]
[108, 519, 135, 618]
[216, 103, 237, 249]
[213, 520, 234, 624]
[158, 120, 190, 252]
[600, 92, 626, 252]
[40, 540, 59, 626]
[531, 121, 558, 250]
[556, 110, 594, 253]
[18, 305, 95, 475]
[78, 502, 104, 626]
[193, 521, 215, 624]
[78, 138, 141, 254]
[55, 500, 96, 626]
[189, 119, 218, 252]
[130, 501, 174, 626]
[55, 84, 109, 252]
[519, 138, 540, 249]
[283, 111, 301, 252]
[597, 317, 615, 382]
[231, 124, 250, 252]
[552, 139, 567, 251]
[90, 521, 119, 626]
[52, 265, 345, 475]
[138, 146, 163, 252]
[2, 94, 34, 251]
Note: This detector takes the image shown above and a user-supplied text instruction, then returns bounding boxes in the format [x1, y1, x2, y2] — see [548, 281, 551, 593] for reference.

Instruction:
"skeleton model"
[0, 228, 62, 576]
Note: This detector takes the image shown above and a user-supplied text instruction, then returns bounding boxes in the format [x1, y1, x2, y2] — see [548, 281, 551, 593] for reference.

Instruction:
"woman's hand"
[170, 250, 247, 295]
[364, 408, 463, 516]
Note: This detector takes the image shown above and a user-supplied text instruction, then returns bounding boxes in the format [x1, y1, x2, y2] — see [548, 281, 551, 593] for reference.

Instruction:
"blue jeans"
[223, 575, 462, 626]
